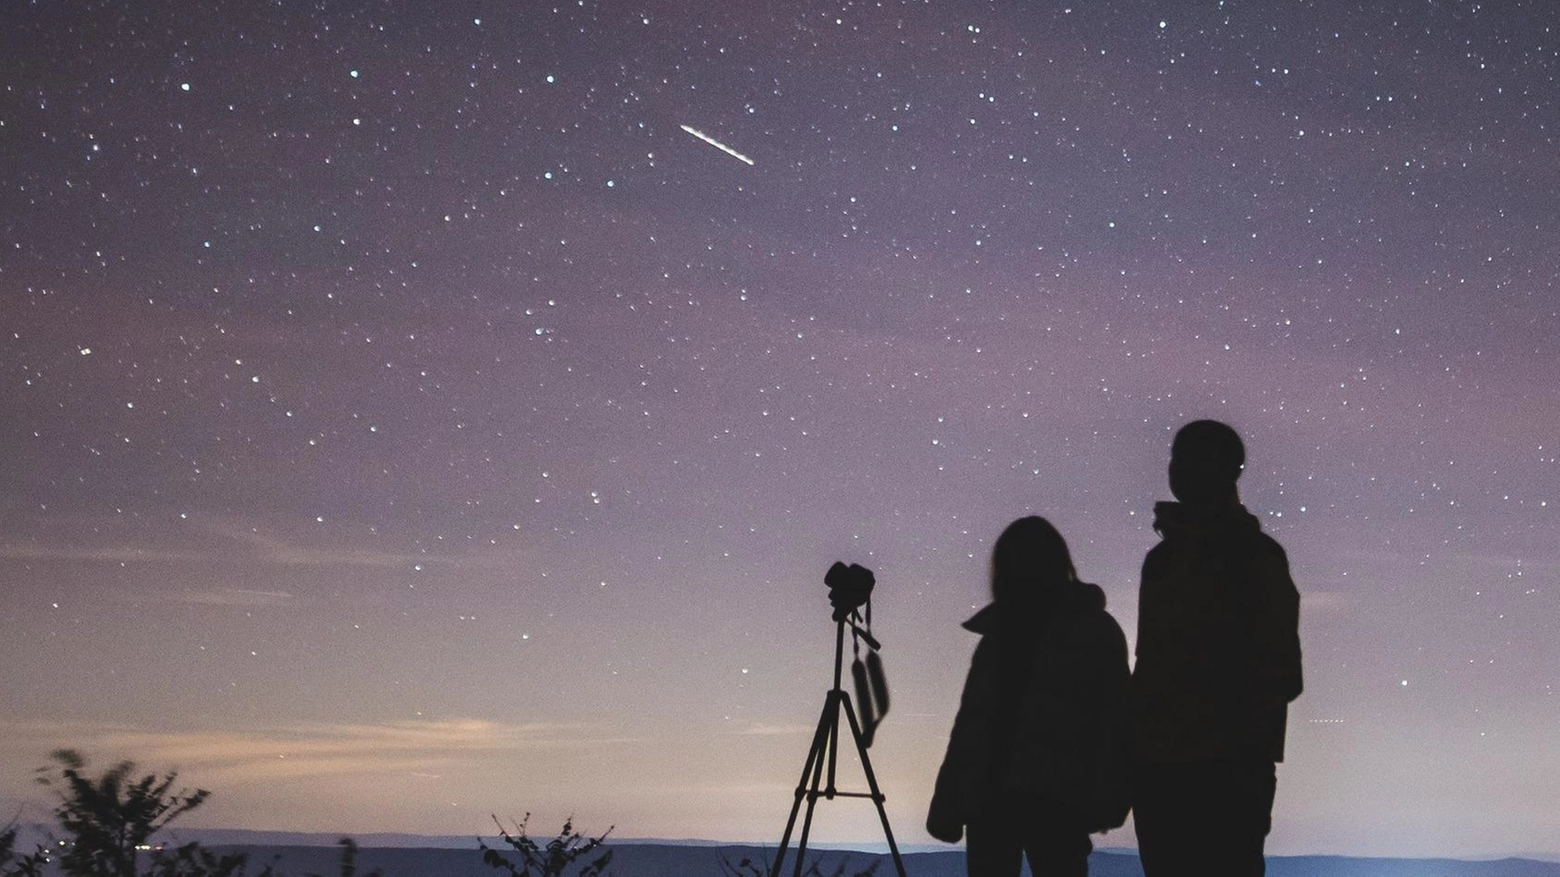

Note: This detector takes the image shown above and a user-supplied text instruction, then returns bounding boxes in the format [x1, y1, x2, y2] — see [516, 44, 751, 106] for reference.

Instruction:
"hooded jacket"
[1133, 501, 1304, 764]
[927, 579, 1131, 840]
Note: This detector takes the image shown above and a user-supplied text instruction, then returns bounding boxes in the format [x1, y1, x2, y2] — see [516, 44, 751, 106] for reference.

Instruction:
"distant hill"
[12, 826, 1552, 877]
[165, 844, 1560, 877]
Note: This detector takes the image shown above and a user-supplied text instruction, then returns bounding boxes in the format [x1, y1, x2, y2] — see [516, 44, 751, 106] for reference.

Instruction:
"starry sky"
[2, 0, 1557, 860]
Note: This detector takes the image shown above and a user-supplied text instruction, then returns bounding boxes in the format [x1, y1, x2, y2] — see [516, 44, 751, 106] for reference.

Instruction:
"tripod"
[773, 616, 907, 877]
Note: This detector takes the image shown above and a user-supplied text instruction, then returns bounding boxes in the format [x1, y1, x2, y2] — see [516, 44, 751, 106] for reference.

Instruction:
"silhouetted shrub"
[28, 750, 378, 877]
[478, 813, 612, 876]
[0, 821, 49, 877]
[34, 749, 229, 877]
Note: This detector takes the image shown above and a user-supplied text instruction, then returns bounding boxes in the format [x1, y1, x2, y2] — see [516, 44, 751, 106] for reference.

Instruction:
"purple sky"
[2, 0, 1557, 858]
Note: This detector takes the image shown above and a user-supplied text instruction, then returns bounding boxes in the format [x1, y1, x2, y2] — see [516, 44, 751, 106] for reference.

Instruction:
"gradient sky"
[2, 0, 1557, 860]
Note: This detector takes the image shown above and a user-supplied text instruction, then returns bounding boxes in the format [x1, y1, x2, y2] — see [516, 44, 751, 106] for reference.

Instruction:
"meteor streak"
[679, 124, 755, 166]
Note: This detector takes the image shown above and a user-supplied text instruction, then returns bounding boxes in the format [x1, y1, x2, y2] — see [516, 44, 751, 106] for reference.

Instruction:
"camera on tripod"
[825, 561, 874, 622]
[822, 561, 887, 733]
[774, 560, 906, 877]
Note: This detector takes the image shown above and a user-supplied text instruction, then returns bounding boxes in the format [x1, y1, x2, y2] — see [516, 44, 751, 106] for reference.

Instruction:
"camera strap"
[850, 597, 891, 746]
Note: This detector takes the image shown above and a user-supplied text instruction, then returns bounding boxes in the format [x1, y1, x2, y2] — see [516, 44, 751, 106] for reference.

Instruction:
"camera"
[825, 561, 875, 621]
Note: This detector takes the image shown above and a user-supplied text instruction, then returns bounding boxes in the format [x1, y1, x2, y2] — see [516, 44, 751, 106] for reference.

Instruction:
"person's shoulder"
[1086, 607, 1129, 649]
[1071, 580, 1107, 609]
[1250, 531, 1291, 566]
[1069, 582, 1127, 637]
[1245, 532, 1298, 600]
[1141, 539, 1176, 577]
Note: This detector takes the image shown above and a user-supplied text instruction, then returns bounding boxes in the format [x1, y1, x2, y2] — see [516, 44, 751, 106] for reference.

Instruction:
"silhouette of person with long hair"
[1132, 420, 1303, 876]
[927, 516, 1131, 877]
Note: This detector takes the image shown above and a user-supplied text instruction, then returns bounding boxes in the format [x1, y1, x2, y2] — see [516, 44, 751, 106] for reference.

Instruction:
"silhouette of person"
[927, 516, 1131, 877]
[1131, 420, 1304, 876]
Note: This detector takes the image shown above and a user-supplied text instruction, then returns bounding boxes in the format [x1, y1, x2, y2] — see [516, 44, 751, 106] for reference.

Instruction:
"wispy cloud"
[0, 543, 207, 564]
[1301, 590, 1356, 612]
[196, 521, 443, 570]
[0, 516, 521, 573]
[0, 718, 637, 785]
[167, 588, 296, 607]
[737, 723, 816, 737]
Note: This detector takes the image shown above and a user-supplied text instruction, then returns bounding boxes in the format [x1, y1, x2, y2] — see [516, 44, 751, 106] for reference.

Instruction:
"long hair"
[990, 516, 1076, 605]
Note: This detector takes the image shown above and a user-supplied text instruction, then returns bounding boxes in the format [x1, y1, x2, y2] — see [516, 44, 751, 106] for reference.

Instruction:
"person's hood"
[962, 578, 1106, 634]
[1152, 500, 1263, 544]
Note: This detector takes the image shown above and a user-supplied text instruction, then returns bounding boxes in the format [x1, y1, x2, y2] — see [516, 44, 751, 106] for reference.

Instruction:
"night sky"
[3, 0, 1557, 860]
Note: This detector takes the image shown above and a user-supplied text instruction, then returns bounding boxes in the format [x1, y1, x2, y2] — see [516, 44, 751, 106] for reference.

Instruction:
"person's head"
[1168, 419, 1245, 505]
[990, 516, 1076, 605]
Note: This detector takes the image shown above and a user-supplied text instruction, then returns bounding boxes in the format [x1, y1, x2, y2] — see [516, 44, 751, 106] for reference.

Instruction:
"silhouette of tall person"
[1132, 420, 1303, 876]
[927, 516, 1131, 877]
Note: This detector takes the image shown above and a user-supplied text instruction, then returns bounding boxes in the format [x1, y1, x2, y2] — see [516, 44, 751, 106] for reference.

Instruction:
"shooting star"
[679, 124, 755, 166]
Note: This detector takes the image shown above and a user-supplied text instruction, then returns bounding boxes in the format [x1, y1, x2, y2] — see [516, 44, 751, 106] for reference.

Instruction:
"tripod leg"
[839, 691, 908, 877]
[790, 691, 835, 877]
[774, 692, 834, 877]
[826, 687, 840, 797]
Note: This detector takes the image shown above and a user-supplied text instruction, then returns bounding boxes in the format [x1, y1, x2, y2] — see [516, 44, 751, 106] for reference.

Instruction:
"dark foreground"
[193, 844, 1560, 877]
